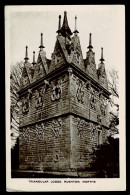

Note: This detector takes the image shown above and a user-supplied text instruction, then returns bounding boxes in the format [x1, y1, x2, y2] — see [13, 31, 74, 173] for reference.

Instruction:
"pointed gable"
[97, 62, 108, 90]
[20, 64, 30, 89]
[84, 49, 98, 81]
[49, 37, 67, 73]
[97, 48, 108, 89]
[39, 50, 49, 73]
[33, 50, 49, 81]
[25, 62, 35, 83]
[68, 34, 85, 71]
[49, 13, 85, 73]
[84, 34, 98, 81]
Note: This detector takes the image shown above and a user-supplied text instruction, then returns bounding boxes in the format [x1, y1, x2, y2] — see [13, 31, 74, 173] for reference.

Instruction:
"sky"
[6, 5, 125, 72]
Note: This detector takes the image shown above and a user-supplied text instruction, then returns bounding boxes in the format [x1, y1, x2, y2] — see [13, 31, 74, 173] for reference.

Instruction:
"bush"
[90, 136, 119, 178]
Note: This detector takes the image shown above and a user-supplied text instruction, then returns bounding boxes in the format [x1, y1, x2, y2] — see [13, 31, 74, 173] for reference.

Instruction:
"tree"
[10, 61, 24, 148]
[108, 69, 119, 136]
[90, 136, 119, 178]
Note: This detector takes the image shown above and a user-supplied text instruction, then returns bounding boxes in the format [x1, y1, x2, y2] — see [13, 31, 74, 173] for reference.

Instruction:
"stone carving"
[87, 51, 95, 64]
[38, 154, 43, 163]
[28, 89, 32, 100]
[77, 119, 85, 137]
[76, 80, 84, 103]
[22, 127, 30, 142]
[25, 156, 29, 162]
[22, 98, 29, 113]
[97, 114, 102, 124]
[86, 80, 91, 90]
[97, 115, 102, 129]
[90, 123, 97, 141]
[100, 97, 107, 116]
[98, 90, 103, 98]
[54, 52, 61, 64]
[68, 67, 73, 76]
[90, 88, 96, 110]
[54, 154, 59, 162]
[35, 123, 44, 140]
[35, 88, 43, 108]
[99, 94, 107, 116]
[51, 81, 62, 101]
[51, 119, 62, 138]
[73, 45, 81, 64]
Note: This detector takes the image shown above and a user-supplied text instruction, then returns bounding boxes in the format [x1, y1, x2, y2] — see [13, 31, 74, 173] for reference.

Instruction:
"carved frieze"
[22, 98, 29, 113]
[25, 156, 29, 162]
[54, 154, 59, 162]
[76, 79, 85, 103]
[89, 123, 97, 141]
[51, 119, 62, 138]
[100, 94, 108, 116]
[67, 67, 73, 76]
[97, 114, 102, 125]
[86, 80, 91, 90]
[35, 88, 44, 108]
[38, 154, 43, 163]
[90, 88, 96, 110]
[35, 122, 44, 140]
[21, 127, 30, 142]
[77, 119, 86, 138]
[51, 80, 62, 101]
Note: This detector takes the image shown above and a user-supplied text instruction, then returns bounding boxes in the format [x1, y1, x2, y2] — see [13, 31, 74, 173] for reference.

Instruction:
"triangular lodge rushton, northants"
[17, 11, 111, 177]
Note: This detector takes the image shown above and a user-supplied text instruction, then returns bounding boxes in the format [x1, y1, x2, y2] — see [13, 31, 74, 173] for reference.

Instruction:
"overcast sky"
[6, 5, 125, 72]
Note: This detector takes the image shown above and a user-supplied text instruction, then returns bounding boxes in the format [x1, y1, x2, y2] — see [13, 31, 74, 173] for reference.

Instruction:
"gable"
[49, 37, 67, 73]
[70, 35, 85, 71]
[33, 52, 48, 81]
[98, 63, 108, 89]
[20, 65, 30, 89]
[85, 50, 98, 81]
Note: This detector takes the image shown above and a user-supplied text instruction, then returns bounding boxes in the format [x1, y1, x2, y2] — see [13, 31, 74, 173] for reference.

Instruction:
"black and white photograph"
[5, 5, 125, 191]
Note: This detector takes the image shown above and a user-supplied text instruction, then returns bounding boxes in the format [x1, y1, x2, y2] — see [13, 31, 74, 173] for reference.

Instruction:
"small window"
[97, 130, 102, 145]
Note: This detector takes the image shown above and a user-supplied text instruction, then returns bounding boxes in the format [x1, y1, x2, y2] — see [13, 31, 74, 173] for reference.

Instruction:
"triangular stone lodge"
[18, 11, 111, 176]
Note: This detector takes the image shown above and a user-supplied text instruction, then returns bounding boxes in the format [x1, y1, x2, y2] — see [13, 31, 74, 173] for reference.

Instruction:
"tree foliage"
[10, 61, 24, 148]
[108, 69, 119, 136]
[90, 136, 119, 178]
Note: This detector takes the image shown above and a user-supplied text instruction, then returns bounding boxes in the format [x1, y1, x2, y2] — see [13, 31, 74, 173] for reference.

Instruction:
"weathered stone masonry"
[18, 11, 111, 173]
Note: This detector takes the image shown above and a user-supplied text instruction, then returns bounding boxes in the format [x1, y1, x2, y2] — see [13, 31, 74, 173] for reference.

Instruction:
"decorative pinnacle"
[32, 51, 36, 65]
[56, 15, 61, 34]
[73, 15, 79, 34]
[61, 11, 72, 37]
[24, 46, 29, 63]
[87, 33, 93, 50]
[39, 33, 45, 51]
[100, 47, 105, 62]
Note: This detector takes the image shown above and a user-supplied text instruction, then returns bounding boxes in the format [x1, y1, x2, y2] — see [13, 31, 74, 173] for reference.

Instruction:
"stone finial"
[32, 51, 36, 65]
[39, 33, 45, 51]
[99, 47, 105, 63]
[73, 15, 79, 34]
[56, 15, 62, 34]
[24, 46, 29, 63]
[87, 33, 93, 50]
[61, 11, 72, 37]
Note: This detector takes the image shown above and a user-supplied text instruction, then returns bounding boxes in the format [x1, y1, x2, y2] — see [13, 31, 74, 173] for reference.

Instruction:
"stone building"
[18, 11, 110, 176]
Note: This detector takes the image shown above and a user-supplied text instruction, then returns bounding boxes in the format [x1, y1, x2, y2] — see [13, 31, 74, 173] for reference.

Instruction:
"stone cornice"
[19, 112, 110, 130]
[18, 62, 111, 98]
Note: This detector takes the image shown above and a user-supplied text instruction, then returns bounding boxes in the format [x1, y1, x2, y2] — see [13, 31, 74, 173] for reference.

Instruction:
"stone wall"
[19, 73, 69, 127]
[19, 66, 110, 173]
[70, 115, 108, 170]
[19, 115, 71, 171]
[69, 74, 109, 128]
